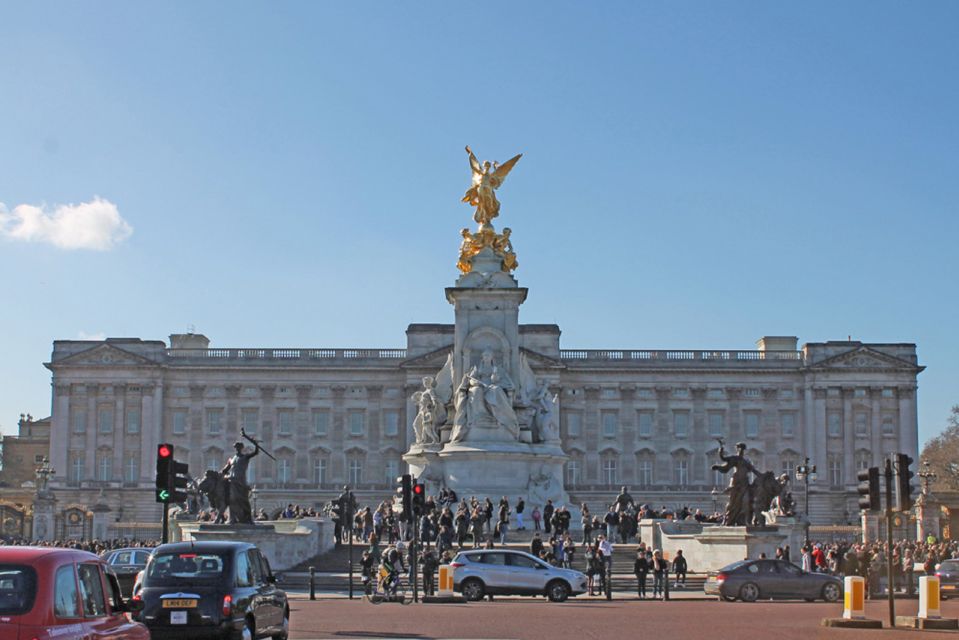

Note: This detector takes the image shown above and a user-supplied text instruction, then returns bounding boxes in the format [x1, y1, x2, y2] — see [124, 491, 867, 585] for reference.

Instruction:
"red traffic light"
[158, 444, 172, 458]
[412, 483, 424, 495]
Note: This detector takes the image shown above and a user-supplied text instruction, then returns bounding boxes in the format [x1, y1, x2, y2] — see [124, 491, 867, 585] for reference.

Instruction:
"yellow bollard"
[843, 576, 866, 620]
[438, 564, 455, 597]
[919, 576, 941, 619]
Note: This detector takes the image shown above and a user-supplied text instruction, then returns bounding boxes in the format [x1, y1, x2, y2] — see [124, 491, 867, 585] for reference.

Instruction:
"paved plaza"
[286, 597, 959, 640]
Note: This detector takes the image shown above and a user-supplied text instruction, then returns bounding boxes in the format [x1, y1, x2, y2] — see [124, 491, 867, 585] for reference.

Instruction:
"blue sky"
[1, 2, 956, 446]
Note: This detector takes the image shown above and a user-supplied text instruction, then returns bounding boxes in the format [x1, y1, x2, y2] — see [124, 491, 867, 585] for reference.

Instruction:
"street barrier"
[843, 576, 866, 620]
[919, 576, 940, 619]
[438, 564, 454, 597]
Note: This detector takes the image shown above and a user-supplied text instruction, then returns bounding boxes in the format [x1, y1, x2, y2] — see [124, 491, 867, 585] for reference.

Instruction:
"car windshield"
[940, 560, 959, 572]
[0, 564, 37, 615]
[144, 552, 228, 587]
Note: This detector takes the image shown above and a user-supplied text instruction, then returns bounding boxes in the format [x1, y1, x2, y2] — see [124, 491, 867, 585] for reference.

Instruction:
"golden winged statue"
[462, 145, 522, 226]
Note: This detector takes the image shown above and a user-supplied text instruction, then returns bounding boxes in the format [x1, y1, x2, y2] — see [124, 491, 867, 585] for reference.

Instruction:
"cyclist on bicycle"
[380, 542, 407, 595]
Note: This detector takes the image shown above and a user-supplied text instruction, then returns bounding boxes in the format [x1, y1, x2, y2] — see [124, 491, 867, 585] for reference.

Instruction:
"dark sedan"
[136, 541, 288, 640]
[103, 547, 154, 599]
[704, 559, 842, 602]
[938, 559, 959, 597]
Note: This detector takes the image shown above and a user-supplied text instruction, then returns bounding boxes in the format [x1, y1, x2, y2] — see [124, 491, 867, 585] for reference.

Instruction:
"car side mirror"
[535, 564, 546, 570]
[267, 574, 278, 584]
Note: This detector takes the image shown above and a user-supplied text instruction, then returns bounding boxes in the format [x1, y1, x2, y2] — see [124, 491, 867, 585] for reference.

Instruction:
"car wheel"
[546, 580, 570, 603]
[461, 578, 485, 602]
[822, 582, 841, 603]
[273, 608, 290, 640]
[739, 582, 760, 602]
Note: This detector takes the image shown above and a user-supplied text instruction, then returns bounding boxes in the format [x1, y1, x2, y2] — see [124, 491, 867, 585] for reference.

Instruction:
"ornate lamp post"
[795, 457, 817, 547]
[710, 487, 721, 516]
[918, 460, 937, 496]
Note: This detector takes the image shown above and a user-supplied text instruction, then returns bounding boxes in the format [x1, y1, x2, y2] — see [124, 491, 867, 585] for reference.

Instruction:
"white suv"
[451, 549, 588, 602]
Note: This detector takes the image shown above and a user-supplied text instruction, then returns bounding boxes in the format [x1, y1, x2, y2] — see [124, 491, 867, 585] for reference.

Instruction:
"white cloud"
[77, 331, 106, 341]
[0, 197, 132, 250]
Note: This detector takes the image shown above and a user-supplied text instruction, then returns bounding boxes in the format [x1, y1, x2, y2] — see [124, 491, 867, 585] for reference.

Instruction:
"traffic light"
[169, 458, 190, 504]
[156, 443, 174, 503]
[397, 474, 412, 520]
[857, 466, 880, 512]
[412, 482, 426, 517]
[894, 453, 915, 512]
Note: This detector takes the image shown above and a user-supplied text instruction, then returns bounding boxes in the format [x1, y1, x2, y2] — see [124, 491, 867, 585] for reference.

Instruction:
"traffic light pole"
[884, 457, 895, 628]
[162, 503, 169, 544]
[412, 515, 419, 603]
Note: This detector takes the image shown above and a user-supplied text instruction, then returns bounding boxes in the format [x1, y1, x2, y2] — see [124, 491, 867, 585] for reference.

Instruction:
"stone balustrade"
[166, 348, 409, 361]
[559, 349, 804, 364]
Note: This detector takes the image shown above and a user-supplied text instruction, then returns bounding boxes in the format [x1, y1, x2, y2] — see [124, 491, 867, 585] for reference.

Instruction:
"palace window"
[73, 412, 86, 434]
[348, 459, 363, 485]
[882, 388, 895, 398]
[708, 389, 725, 399]
[829, 456, 843, 488]
[827, 412, 842, 437]
[637, 411, 653, 438]
[567, 413, 582, 437]
[673, 411, 689, 438]
[566, 460, 581, 487]
[385, 460, 399, 484]
[124, 455, 139, 483]
[744, 412, 760, 438]
[602, 458, 618, 486]
[97, 454, 112, 482]
[277, 459, 292, 484]
[98, 407, 113, 434]
[638, 459, 653, 486]
[708, 413, 724, 438]
[313, 410, 329, 436]
[713, 467, 725, 488]
[206, 409, 223, 435]
[242, 409, 259, 435]
[781, 413, 795, 438]
[854, 412, 868, 436]
[69, 455, 84, 485]
[349, 412, 365, 437]
[854, 389, 867, 398]
[172, 410, 187, 435]
[313, 458, 327, 485]
[602, 412, 618, 438]
[675, 458, 689, 486]
[882, 415, 896, 436]
[126, 409, 140, 434]
[780, 456, 797, 478]
[856, 451, 871, 471]
[205, 454, 219, 471]
[383, 411, 400, 437]
[277, 410, 294, 436]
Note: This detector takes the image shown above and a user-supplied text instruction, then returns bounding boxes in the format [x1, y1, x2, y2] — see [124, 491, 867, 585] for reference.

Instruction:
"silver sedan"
[451, 549, 588, 602]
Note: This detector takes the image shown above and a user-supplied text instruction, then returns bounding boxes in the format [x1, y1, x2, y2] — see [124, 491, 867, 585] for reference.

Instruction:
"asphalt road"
[287, 596, 959, 639]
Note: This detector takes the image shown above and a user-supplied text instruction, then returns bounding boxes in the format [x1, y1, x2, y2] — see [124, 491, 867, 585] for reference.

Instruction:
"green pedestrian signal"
[157, 489, 170, 501]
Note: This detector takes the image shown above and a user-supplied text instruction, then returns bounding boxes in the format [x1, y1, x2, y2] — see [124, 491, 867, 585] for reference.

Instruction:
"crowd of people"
[0, 536, 158, 554]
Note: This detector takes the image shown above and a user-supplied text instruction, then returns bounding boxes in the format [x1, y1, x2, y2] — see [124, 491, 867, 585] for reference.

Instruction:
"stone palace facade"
[44, 330, 922, 527]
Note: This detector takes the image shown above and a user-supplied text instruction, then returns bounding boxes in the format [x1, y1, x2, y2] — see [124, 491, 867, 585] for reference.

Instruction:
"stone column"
[842, 388, 854, 486]
[259, 385, 276, 484]
[812, 387, 827, 482]
[366, 385, 383, 484]
[295, 385, 312, 482]
[331, 385, 346, 482]
[188, 385, 206, 472]
[870, 388, 885, 466]
[916, 493, 941, 542]
[898, 385, 918, 460]
[140, 384, 161, 482]
[620, 385, 636, 482]
[226, 385, 241, 440]
[51, 384, 71, 484]
[690, 386, 706, 483]
[113, 385, 125, 482]
[654, 386, 672, 484]
[583, 386, 600, 483]
[761, 387, 779, 470]
[85, 386, 97, 482]
[802, 383, 815, 466]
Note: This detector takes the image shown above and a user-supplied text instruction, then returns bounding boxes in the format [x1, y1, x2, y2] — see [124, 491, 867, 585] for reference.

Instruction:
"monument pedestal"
[176, 518, 332, 572]
[405, 441, 569, 509]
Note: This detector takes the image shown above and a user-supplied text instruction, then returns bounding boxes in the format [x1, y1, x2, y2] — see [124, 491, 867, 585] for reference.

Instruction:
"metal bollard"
[919, 575, 941, 619]
[309, 566, 316, 601]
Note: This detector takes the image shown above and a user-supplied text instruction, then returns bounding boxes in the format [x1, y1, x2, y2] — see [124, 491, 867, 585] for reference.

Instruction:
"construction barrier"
[843, 576, 866, 620]
[919, 575, 941, 619]
[438, 564, 455, 597]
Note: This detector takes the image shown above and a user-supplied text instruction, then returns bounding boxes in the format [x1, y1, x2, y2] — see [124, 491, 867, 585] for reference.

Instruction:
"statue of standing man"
[711, 441, 758, 526]
[221, 440, 260, 524]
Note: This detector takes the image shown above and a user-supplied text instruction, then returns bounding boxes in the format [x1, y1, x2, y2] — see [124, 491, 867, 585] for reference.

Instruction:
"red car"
[0, 546, 149, 640]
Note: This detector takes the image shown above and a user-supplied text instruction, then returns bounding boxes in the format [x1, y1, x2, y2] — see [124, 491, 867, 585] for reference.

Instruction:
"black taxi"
[135, 541, 288, 640]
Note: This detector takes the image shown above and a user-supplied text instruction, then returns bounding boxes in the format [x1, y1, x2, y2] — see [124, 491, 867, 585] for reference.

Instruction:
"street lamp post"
[917, 460, 937, 495]
[795, 457, 817, 547]
[710, 487, 720, 516]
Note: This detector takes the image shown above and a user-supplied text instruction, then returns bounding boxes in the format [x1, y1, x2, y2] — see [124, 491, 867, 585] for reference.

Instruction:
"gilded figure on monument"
[462, 145, 522, 226]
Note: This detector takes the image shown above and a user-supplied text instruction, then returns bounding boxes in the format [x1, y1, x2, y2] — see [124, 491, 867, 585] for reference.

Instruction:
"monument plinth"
[403, 146, 569, 510]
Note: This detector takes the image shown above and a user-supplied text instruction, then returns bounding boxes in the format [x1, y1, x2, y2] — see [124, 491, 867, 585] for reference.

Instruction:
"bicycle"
[365, 566, 411, 605]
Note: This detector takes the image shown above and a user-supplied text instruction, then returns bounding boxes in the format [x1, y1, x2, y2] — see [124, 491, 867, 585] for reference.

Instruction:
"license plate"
[170, 610, 187, 625]
[163, 599, 197, 608]
[943, 585, 956, 590]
